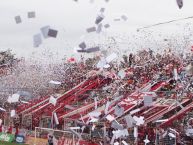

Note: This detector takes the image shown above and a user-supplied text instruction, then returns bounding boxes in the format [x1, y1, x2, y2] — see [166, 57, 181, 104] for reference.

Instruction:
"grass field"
[0, 141, 28, 145]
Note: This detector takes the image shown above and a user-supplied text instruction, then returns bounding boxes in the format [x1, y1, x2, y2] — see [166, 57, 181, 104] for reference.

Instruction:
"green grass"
[0, 141, 28, 145]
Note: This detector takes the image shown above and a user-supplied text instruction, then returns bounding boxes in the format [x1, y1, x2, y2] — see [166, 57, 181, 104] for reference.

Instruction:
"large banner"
[26, 136, 99, 145]
[26, 136, 47, 145]
[0, 133, 15, 142]
[54, 138, 99, 145]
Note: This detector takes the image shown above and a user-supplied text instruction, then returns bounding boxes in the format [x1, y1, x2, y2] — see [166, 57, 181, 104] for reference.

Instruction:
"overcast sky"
[0, 0, 193, 60]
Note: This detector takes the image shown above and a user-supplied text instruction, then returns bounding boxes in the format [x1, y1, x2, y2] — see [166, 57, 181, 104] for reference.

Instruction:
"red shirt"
[8, 126, 13, 134]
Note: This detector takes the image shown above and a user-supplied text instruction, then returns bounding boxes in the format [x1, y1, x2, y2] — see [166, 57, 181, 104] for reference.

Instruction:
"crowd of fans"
[68, 49, 193, 144]
[0, 48, 193, 144]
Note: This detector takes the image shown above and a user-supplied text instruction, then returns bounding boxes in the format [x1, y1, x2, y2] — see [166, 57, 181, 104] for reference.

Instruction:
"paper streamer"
[94, 97, 97, 109]
[174, 68, 178, 80]
[134, 127, 138, 138]
[105, 101, 110, 114]
[54, 112, 59, 125]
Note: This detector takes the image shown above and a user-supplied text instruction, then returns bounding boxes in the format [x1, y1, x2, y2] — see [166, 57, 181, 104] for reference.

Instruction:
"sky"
[0, 0, 193, 61]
